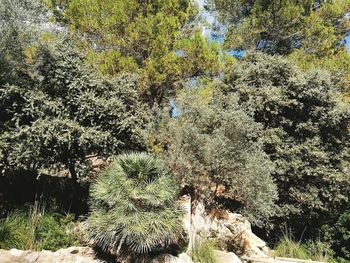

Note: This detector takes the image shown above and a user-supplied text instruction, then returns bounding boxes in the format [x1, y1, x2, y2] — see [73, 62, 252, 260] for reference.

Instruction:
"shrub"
[0, 211, 33, 249]
[85, 153, 183, 257]
[0, 204, 79, 250]
[192, 238, 219, 263]
[305, 240, 334, 262]
[322, 211, 350, 260]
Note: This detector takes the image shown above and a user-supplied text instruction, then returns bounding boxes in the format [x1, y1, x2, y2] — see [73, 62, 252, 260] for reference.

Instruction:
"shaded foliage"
[322, 211, 350, 260]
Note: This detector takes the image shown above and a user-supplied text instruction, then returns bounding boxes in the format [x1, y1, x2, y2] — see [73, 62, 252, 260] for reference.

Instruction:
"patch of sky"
[196, 0, 246, 58]
[170, 99, 180, 117]
[343, 32, 350, 52]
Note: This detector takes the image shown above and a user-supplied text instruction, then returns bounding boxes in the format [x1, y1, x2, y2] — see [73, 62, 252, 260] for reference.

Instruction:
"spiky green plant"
[85, 152, 183, 256]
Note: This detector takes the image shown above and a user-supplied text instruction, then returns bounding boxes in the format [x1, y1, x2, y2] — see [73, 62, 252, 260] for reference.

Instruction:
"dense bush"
[218, 53, 350, 233]
[0, 39, 149, 180]
[148, 88, 278, 225]
[85, 153, 183, 257]
[322, 211, 350, 260]
[0, 205, 79, 250]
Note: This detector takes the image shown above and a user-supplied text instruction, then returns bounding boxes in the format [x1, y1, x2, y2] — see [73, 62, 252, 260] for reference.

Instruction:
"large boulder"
[215, 250, 242, 263]
[0, 247, 102, 263]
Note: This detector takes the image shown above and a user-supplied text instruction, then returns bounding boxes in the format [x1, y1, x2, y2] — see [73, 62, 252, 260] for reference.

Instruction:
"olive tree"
[148, 88, 278, 225]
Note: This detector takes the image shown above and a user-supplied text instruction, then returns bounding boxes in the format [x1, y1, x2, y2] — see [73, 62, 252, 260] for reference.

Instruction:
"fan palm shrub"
[85, 152, 183, 257]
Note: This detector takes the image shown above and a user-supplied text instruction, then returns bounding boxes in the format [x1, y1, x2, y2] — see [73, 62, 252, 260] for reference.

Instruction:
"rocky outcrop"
[0, 247, 102, 263]
[179, 196, 271, 259]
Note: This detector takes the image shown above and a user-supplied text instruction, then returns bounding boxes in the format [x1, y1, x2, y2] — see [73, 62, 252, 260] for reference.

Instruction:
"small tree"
[0, 39, 149, 180]
[148, 88, 278, 225]
[85, 152, 183, 258]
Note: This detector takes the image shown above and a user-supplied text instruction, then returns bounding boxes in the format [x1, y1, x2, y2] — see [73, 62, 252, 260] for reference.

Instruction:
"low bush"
[0, 203, 80, 251]
[274, 236, 309, 260]
[274, 236, 336, 262]
[305, 240, 334, 262]
[192, 238, 219, 263]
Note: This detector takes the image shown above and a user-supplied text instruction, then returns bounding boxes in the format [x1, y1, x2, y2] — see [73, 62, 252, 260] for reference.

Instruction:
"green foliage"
[192, 238, 219, 263]
[85, 153, 183, 256]
[208, 0, 350, 54]
[0, 0, 49, 86]
[0, 204, 79, 250]
[147, 87, 278, 225]
[322, 211, 350, 260]
[305, 240, 335, 262]
[274, 236, 335, 262]
[0, 211, 33, 249]
[274, 236, 309, 260]
[49, 0, 223, 104]
[0, 39, 149, 179]
[218, 53, 350, 233]
[207, 0, 350, 84]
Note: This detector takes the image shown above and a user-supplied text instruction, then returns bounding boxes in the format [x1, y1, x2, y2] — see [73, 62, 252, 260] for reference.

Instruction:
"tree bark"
[69, 162, 77, 181]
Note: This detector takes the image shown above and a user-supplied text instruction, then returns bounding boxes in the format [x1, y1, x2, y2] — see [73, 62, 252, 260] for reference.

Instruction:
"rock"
[23, 252, 40, 263]
[0, 247, 103, 263]
[215, 250, 242, 263]
[9, 249, 25, 257]
[152, 253, 193, 263]
[178, 253, 193, 263]
[67, 247, 80, 254]
[181, 198, 271, 258]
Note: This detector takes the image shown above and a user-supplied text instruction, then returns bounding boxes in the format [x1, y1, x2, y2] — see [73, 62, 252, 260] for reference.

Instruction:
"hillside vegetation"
[0, 0, 349, 262]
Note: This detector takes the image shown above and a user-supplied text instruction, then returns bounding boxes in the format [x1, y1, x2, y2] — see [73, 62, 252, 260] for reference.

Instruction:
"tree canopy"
[0, 39, 149, 180]
[48, 0, 223, 104]
[207, 0, 350, 83]
[218, 53, 350, 232]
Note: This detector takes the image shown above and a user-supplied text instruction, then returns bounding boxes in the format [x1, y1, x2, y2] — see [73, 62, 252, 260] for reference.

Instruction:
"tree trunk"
[69, 162, 77, 181]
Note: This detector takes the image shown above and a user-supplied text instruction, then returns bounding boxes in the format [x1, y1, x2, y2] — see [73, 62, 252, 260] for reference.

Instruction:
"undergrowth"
[192, 238, 219, 263]
[0, 202, 81, 251]
[274, 235, 340, 262]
